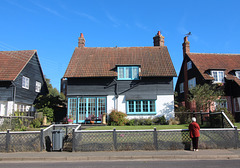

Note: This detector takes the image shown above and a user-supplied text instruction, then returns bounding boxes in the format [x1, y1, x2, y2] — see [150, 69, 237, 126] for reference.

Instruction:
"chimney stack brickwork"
[182, 36, 190, 109]
[78, 33, 85, 48]
[153, 31, 165, 46]
[182, 36, 190, 56]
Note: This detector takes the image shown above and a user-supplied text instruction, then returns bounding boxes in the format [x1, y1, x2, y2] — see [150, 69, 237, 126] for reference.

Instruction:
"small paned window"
[215, 99, 228, 109]
[211, 71, 225, 83]
[180, 83, 184, 93]
[127, 100, 156, 114]
[188, 78, 196, 89]
[235, 71, 240, 79]
[35, 81, 41, 93]
[22, 76, 29, 89]
[117, 66, 139, 80]
[187, 61, 192, 70]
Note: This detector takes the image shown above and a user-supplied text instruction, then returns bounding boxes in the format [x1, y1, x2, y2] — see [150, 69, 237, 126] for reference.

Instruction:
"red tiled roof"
[0, 50, 36, 81]
[187, 53, 240, 85]
[64, 46, 176, 78]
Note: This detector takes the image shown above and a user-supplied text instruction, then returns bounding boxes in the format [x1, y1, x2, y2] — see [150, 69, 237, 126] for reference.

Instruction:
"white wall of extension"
[0, 101, 32, 116]
[106, 94, 174, 120]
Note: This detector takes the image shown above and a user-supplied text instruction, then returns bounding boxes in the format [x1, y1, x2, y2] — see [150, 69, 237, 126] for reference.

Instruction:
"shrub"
[108, 110, 128, 126]
[153, 116, 168, 125]
[37, 107, 54, 122]
[168, 117, 180, 125]
[30, 118, 42, 128]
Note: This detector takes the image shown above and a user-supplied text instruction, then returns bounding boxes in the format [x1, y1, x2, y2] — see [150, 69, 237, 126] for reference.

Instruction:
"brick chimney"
[182, 36, 190, 57]
[153, 31, 165, 46]
[78, 33, 85, 48]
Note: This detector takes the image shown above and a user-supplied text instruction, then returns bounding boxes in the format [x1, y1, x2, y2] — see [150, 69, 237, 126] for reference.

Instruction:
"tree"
[188, 84, 224, 112]
[34, 77, 66, 122]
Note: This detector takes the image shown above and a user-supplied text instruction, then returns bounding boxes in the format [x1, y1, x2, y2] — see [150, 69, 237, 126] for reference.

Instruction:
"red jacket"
[189, 122, 200, 138]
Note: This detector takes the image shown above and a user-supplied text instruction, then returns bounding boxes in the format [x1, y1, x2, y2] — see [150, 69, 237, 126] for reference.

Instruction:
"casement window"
[18, 104, 25, 112]
[180, 83, 184, 93]
[215, 99, 228, 109]
[22, 76, 29, 89]
[211, 71, 225, 83]
[35, 81, 41, 93]
[187, 61, 192, 70]
[188, 77, 196, 89]
[117, 66, 139, 80]
[127, 100, 156, 114]
[234, 98, 240, 112]
[235, 71, 240, 79]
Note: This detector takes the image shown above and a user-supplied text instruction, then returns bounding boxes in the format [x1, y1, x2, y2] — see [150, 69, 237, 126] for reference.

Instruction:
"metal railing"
[0, 124, 80, 153]
[72, 127, 240, 152]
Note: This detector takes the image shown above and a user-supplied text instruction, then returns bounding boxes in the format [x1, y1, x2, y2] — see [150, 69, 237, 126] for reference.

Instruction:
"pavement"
[1, 149, 240, 162]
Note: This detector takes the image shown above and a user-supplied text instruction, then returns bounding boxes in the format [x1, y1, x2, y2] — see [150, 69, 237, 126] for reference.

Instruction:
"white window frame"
[235, 71, 240, 79]
[35, 81, 41, 93]
[187, 61, 192, 70]
[215, 99, 228, 109]
[211, 71, 225, 83]
[22, 76, 29, 89]
[180, 83, 184, 93]
[188, 77, 196, 89]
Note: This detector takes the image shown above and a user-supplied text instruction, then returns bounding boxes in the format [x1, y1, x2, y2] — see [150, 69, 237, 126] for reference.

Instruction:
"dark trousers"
[192, 137, 199, 149]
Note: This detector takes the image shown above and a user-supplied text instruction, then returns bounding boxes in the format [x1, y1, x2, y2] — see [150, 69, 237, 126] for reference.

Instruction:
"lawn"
[234, 122, 240, 128]
[85, 122, 240, 130]
[85, 124, 189, 130]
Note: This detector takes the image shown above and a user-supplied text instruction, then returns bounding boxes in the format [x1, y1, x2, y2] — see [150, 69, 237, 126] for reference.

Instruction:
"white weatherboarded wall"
[106, 94, 174, 120]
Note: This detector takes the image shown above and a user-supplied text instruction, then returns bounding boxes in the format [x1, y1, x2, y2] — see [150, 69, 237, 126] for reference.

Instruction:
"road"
[0, 160, 240, 168]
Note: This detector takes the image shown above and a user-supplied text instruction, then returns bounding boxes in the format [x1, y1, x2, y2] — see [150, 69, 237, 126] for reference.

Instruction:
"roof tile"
[64, 47, 177, 78]
[0, 50, 36, 81]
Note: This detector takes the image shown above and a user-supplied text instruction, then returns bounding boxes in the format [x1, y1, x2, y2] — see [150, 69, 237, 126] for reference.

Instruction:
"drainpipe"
[115, 78, 118, 111]
[11, 81, 16, 115]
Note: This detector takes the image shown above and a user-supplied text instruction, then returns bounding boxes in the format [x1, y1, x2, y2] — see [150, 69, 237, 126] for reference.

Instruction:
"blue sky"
[1, 0, 240, 91]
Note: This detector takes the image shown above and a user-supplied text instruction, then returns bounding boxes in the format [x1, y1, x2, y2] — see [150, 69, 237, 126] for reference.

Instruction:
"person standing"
[189, 117, 200, 151]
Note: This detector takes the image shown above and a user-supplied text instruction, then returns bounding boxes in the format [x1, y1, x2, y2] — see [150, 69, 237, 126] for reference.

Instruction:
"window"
[211, 71, 224, 83]
[127, 100, 156, 114]
[188, 78, 196, 89]
[234, 98, 240, 112]
[215, 99, 227, 109]
[22, 76, 29, 89]
[235, 71, 240, 79]
[180, 83, 184, 93]
[35, 81, 41, 93]
[187, 61, 192, 70]
[18, 104, 25, 112]
[117, 66, 139, 80]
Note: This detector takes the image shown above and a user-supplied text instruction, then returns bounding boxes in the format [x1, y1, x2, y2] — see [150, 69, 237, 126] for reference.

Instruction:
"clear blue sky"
[1, 0, 240, 91]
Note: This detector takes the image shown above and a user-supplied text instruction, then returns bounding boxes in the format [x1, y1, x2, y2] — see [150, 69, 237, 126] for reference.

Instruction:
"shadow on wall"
[158, 101, 174, 120]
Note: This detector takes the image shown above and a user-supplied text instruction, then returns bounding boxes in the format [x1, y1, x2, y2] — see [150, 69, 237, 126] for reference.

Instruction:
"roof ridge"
[189, 52, 240, 56]
[75, 46, 166, 49]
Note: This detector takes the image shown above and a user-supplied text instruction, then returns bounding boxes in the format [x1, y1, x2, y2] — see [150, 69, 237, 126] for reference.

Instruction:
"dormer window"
[117, 66, 139, 80]
[235, 71, 240, 79]
[211, 71, 224, 83]
[187, 61, 192, 70]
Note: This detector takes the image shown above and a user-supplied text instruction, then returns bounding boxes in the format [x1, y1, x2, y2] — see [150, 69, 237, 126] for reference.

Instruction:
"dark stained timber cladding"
[0, 82, 13, 101]
[13, 54, 46, 104]
[67, 77, 174, 96]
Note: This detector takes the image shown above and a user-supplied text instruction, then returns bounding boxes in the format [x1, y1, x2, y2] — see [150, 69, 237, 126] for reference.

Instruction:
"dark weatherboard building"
[0, 50, 48, 116]
[62, 32, 177, 123]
